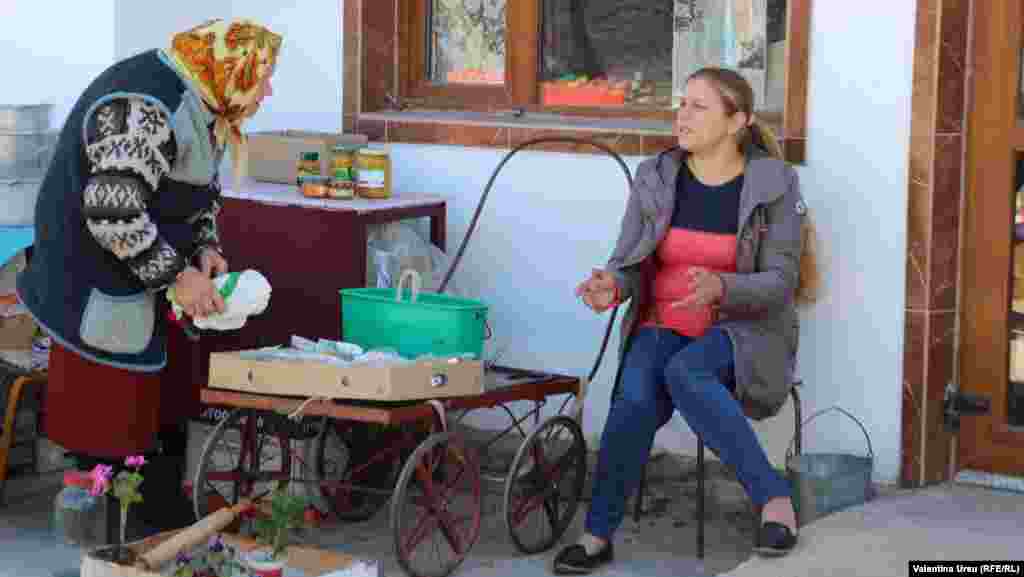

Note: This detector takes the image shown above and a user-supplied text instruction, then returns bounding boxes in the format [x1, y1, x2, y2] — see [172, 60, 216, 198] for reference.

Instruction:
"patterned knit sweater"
[83, 97, 221, 289]
[17, 49, 225, 371]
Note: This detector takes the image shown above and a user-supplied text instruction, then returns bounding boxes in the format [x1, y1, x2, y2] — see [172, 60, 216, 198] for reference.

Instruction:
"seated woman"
[555, 67, 818, 574]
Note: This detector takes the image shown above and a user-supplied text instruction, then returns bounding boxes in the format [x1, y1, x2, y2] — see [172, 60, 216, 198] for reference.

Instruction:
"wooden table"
[164, 180, 448, 421]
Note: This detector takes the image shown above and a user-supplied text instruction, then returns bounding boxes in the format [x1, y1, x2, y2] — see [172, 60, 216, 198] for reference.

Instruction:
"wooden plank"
[783, 0, 810, 141]
[959, 0, 1024, 476]
[508, 0, 540, 107]
[1011, 126, 1024, 151]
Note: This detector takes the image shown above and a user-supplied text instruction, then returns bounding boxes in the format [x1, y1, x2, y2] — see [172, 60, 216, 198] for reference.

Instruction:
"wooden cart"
[193, 366, 586, 577]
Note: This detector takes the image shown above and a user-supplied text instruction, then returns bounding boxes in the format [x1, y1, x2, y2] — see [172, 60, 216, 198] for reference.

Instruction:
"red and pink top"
[639, 163, 744, 338]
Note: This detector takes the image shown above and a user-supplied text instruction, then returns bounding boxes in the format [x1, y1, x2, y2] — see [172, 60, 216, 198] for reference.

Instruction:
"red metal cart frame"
[193, 367, 587, 577]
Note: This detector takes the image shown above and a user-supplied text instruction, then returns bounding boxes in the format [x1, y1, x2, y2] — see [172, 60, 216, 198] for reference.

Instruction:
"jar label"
[359, 169, 386, 189]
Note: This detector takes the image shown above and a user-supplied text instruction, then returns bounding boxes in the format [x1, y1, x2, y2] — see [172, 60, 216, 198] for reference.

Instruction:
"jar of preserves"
[300, 175, 330, 198]
[329, 145, 361, 199]
[52, 470, 108, 548]
[296, 151, 321, 184]
[355, 148, 392, 199]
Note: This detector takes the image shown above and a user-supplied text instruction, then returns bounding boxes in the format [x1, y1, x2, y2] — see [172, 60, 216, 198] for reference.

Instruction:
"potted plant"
[244, 481, 309, 577]
[87, 455, 146, 565]
[172, 535, 247, 577]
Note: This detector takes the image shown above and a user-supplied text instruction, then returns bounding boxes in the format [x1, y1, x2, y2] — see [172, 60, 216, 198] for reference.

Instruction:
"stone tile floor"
[0, 451, 755, 577]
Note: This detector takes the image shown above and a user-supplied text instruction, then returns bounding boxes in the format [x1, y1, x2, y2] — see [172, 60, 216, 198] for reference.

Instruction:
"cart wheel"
[193, 408, 293, 521]
[503, 415, 587, 554]
[391, 431, 482, 577]
[313, 417, 405, 522]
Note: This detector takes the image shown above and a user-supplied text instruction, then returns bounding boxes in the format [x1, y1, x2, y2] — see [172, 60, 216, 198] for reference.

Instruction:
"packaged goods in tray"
[208, 335, 484, 402]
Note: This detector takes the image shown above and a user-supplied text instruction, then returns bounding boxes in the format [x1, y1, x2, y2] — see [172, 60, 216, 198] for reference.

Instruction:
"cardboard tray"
[81, 531, 359, 577]
[247, 130, 368, 184]
[208, 351, 484, 402]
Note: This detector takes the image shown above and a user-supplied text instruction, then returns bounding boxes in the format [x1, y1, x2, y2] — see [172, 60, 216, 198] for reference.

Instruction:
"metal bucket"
[0, 132, 57, 180]
[0, 179, 42, 226]
[785, 406, 874, 527]
[0, 104, 52, 133]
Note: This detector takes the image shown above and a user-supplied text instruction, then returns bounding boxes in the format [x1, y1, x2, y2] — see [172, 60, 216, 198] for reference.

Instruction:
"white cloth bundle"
[169, 269, 271, 331]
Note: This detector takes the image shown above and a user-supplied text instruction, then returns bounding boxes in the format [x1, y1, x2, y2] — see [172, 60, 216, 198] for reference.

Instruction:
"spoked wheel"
[313, 417, 408, 522]
[193, 408, 292, 521]
[391, 431, 482, 577]
[503, 415, 587, 554]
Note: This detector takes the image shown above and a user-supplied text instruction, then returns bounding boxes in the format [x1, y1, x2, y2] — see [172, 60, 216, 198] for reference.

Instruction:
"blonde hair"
[688, 67, 821, 306]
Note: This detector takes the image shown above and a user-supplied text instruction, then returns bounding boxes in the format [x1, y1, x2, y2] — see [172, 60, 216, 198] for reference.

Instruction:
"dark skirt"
[44, 324, 200, 458]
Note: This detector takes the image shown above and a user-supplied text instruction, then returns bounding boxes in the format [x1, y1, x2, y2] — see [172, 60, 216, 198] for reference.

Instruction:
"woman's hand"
[575, 269, 618, 313]
[197, 247, 229, 278]
[174, 266, 225, 319]
[672, 267, 724, 310]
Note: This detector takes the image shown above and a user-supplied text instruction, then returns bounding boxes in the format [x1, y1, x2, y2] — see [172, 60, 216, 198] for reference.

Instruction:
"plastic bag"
[169, 270, 271, 331]
[365, 222, 460, 295]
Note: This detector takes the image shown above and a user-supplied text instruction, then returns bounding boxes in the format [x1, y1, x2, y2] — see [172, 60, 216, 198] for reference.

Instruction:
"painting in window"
[539, 0, 787, 112]
[429, 0, 507, 85]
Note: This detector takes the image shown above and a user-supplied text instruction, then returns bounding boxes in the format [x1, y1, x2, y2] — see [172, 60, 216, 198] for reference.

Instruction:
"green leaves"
[111, 470, 144, 508]
[252, 481, 309, 560]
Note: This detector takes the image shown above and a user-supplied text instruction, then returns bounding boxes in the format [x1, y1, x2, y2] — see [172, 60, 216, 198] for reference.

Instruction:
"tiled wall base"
[955, 469, 1024, 494]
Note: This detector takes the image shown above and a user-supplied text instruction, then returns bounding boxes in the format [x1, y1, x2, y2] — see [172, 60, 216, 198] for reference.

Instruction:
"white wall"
[0, 1, 116, 130]
[385, 2, 915, 483]
[114, 0, 343, 133]
[110, 2, 914, 483]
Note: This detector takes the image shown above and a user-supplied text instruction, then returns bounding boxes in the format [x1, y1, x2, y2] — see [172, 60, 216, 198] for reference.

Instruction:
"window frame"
[401, 0, 538, 110]
[356, 0, 811, 163]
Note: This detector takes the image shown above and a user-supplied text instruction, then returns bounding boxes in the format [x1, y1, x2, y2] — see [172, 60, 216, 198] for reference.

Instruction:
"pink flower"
[125, 455, 146, 468]
[89, 464, 113, 497]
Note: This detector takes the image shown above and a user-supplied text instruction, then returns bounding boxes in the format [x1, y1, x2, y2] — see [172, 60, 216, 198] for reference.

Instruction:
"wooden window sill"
[354, 109, 804, 161]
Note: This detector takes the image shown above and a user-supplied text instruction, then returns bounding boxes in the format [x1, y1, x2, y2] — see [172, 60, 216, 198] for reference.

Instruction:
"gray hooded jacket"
[607, 145, 805, 420]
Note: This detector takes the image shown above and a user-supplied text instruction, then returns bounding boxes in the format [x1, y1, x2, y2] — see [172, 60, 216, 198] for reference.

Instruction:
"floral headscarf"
[168, 19, 283, 180]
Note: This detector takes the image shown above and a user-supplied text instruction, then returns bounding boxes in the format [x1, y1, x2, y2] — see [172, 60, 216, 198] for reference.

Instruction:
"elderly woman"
[17, 19, 282, 532]
[557, 67, 818, 573]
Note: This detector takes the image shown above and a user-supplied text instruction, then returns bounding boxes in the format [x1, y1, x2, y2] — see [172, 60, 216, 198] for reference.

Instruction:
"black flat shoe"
[553, 543, 614, 574]
[755, 521, 798, 557]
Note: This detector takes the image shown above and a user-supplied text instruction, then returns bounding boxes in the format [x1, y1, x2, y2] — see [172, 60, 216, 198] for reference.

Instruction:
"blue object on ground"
[0, 226, 33, 266]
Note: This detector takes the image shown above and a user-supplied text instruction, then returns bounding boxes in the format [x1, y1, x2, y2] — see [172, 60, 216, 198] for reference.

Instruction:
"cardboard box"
[82, 530, 367, 577]
[0, 314, 36, 350]
[0, 251, 25, 297]
[246, 130, 368, 184]
[208, 351, 484, 401]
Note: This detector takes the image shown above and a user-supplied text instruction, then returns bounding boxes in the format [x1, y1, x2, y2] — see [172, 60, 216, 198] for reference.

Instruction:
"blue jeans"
[585, 326, 791, 540]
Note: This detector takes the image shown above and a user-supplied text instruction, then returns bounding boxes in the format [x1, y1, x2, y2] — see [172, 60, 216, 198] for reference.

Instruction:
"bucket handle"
[786, 405, 874, 463]
[396, 269, 422, 303]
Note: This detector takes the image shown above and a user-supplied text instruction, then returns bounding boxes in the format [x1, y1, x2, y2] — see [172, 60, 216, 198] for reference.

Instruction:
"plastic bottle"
[52, 470, 108, 548]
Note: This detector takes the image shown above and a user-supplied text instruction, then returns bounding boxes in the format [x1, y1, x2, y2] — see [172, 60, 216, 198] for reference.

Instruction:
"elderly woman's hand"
[174, 266, 226, 319]
[197, 247, 229, 278]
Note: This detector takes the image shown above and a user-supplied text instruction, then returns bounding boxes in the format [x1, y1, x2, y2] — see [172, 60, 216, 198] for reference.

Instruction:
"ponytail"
[747, 118, 784, 159]
[748, 117, 821, 307]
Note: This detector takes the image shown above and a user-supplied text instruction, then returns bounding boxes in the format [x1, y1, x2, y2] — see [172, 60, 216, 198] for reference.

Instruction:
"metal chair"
[632, 380, 803, 559]
[0, 362, 47, 505]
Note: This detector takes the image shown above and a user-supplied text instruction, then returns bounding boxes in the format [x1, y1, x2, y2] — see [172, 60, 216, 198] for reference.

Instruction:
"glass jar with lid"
[296, 151, 321, 185]
[329, 145, 361, 199]
[355, 148, 392, 199]
[52, 470, 109, 548]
